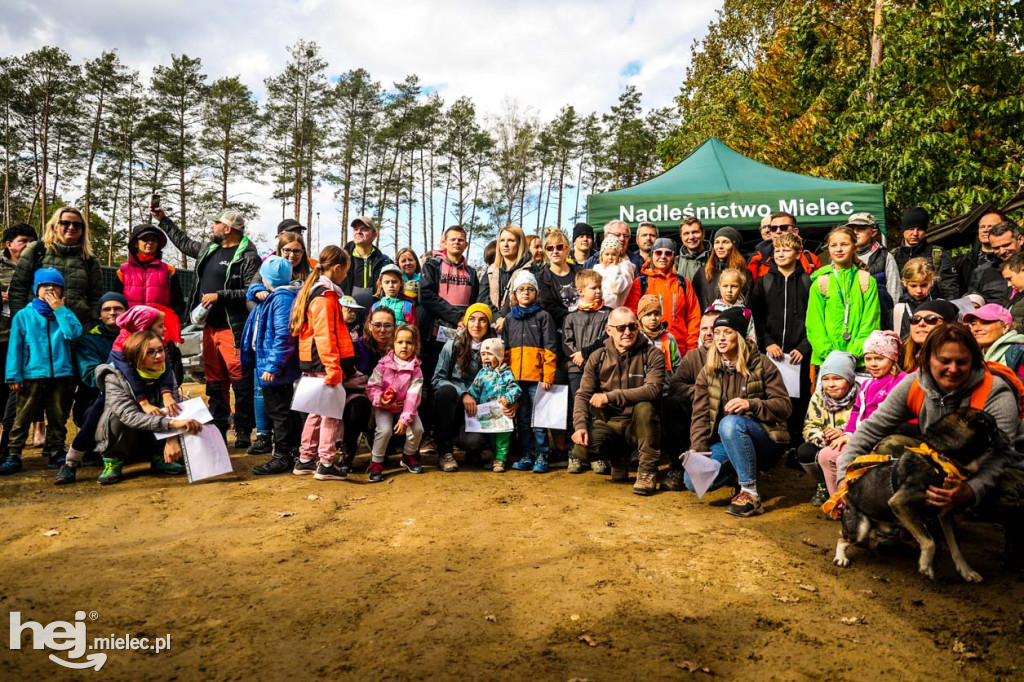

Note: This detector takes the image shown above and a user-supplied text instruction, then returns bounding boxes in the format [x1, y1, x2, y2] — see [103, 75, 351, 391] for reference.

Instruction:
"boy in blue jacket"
[0, 268, 83, 473]
[241, 257, 301, 475]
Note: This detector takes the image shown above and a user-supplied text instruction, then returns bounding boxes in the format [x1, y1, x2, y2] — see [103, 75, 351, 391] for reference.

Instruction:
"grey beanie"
[714, 226, 743, 246]
[819, 351, 857, 384]
[653, 237, 675, 253]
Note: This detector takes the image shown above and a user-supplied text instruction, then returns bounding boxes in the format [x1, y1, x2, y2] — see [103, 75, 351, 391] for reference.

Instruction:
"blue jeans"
[253, 375, 270, 435]
[685, 415, 773, 492]
[516, 382, 549, 460]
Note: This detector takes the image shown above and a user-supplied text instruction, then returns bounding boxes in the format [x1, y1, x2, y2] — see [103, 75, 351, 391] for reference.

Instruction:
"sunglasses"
[910, 314, 943, 325]
[58, 219, 84, 230]
[653, 249, 674, 257]
[544, 244, 566, 252]
[770, 224, 795, 232]
[608, 323, 639, 333]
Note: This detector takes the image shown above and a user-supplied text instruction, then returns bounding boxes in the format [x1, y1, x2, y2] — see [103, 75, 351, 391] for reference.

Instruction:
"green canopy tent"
[587, 138, 886, 239]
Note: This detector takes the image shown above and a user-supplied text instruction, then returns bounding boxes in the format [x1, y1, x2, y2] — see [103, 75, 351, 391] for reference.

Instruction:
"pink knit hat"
[113, 305, 165, 352]
[862, 330, 901, 362]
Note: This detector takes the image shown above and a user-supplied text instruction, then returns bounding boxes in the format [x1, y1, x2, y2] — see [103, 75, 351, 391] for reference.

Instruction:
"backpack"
[905, 363, 1024, 419]
[817, 268, 893, 331]
[638, 272, 689, 297]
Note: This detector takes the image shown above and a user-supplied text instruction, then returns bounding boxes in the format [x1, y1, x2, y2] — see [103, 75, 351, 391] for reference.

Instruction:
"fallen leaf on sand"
[677, 661, 713, 674]
[840, 616, 865, 625]
[484, 614, 497, 623]
[239, 482, 249, 486]
[801, 538, 818, 547]
[42, 529, 59, 537]
[859, 589, 876, 598]
[304, 495, 322, 501]
[570, 614, 580, 621]
[351, 496, 367, 502]
[774, 595, 800, 604]
[67, 515, 79, 520]
[578, 634, 598, 647]
[798, 584, 817, 592]
[275, 512, 297, 518]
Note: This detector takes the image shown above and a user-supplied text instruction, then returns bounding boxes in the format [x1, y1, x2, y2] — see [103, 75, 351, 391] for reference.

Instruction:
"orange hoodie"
[624, 264, 701, 354]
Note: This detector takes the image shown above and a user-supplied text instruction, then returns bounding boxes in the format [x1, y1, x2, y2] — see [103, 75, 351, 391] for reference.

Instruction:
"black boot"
[252, 450, 294, 476]
[247, 432, 273, 455]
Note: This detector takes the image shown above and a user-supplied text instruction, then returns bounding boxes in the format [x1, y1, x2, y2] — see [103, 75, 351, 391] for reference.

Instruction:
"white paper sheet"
[291, 376, 347, 419]
[435, 325, 459, 344]
[154, 397, 214, 440]
[681, 451, 722, 500]
[181, 426, 234, 482]
[465, 401, 514, 433]
[769, 356, 801, 398]
[532, 384, 569, 430]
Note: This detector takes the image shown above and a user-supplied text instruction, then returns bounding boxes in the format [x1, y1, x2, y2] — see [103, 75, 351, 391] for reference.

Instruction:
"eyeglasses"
[145, 348, 166, 358]
[770, 224, 795, 232]
[544, 244, 566, 252]
[653, 249, 674, 257]
[370, 322, 395, 330]
[608, 323, 639, 333]
[58, 219, 84, 230]
[281, 248, 304, 255]
[910, 314, 943, 325]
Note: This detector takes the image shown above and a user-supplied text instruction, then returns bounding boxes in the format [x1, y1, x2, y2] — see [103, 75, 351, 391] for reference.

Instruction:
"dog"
[833, 407, 1005, 582]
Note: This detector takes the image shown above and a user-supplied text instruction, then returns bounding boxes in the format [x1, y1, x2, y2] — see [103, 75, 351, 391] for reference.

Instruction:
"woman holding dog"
[838, 324, 1022, 513]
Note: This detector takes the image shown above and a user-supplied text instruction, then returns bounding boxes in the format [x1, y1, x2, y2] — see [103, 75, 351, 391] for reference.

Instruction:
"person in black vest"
[342, 216, 393, 321]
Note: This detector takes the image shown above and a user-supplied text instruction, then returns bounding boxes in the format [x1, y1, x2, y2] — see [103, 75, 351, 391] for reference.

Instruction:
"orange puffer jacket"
[298, 285, 355, 386]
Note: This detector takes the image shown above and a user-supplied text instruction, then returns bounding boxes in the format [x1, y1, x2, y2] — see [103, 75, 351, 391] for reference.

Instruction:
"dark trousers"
[72, 383, 99, 427]
[342, 394, 373, 455]
[71, 394, 106, 453]
[786, 358, 813, 446]
[9, 377, 74, 454]
[418, 339, 445, 435]
[661, 394, 692, 471]
[263, 383, 299, 455]
[433, 384, 488, 458]
[590, 401, 661, 474]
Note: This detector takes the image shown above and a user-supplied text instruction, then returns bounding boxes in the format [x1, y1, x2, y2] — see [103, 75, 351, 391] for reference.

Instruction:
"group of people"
[1, 203, 1023, 561]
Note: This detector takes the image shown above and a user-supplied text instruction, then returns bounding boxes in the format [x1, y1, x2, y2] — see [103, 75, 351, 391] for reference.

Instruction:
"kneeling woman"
[92, 330, 202, 485]
[688, 307, 792, 517]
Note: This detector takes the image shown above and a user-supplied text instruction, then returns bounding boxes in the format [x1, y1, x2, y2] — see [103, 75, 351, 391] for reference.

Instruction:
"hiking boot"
[401, 455, 423, 474]
[0, 454, 23, 475]
[661, 469, 686, 492]
[492, 459, 506, 473]
[418, 436, 437, 454]
[726, 491, 763, 518]
[313, 462, 348, 481]
[810, 482, 830, 507]
[532, 455, 549, 474]
[54, 463, 77, 485]
[512, 456, 533, 471]
[438, 452, 459, 473]
[610, 465, 628, 482]
[234, 431, 251, 450]
[566, 455, 582, 474]
[253, 451, 294, 476]
[633, 471, 657, 496]
[45, 449, 66, 470]
[150, 457, 186, 475]
[591, 460, 609, 475]
[292, 458, 317, 476]
[98, 458, 123, 485]
[247, 433, 273, 455]
[366, 461, 384, 483]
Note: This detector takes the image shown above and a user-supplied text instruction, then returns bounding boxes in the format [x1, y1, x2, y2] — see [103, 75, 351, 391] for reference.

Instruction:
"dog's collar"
[905, 443, 967, 482]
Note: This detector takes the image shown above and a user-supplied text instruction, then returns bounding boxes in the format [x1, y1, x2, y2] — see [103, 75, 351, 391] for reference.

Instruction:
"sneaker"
[633, 471, 657, 496]
[150, 458, 186, 475]
[492, 459, 506, 473]
[46, 449, 66, 469]
[338, 451, 355, 476]
[512, 456, 533, 471]
[661, 469, 686, 492]
[366, 461, 384, 483]
[401, 455, 423, 474]
[591, 460, 609, 475]
[532, 456, 549, 473]
[253, 452, 294, 476]
[98, 458, 123, 486]
[292, 458, 317, 476]
[247, 433, 273, 455]
[438, 452, 459, 473]
[313, 462, 348, 481]
[234, 431, 251, 450]
[418, 436, 437, 454]
[0, 454, 23, 475]
[810, 482, 830, 507]
[566, 455, 582, 474]
[726, 491, 764, 518]
[610, 465, 628, 482]
[54, 463, 77, 485]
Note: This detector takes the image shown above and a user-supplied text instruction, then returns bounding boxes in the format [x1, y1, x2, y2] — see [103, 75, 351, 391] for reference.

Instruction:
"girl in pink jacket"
[366, 324, 425, 482]
[818, 330, 906, 495]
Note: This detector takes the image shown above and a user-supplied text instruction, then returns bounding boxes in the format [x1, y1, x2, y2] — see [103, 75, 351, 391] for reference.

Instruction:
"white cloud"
[1, 0, 721, 258]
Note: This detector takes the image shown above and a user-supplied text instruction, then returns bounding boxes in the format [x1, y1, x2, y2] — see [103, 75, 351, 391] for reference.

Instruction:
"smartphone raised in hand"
[150, 193, 161, 209]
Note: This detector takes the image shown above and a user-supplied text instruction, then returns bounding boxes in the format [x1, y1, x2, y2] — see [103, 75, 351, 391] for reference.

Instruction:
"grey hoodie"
[839, 367, 1024, 504]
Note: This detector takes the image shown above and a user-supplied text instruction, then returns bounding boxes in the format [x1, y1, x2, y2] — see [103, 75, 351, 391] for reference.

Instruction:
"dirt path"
[2, 442, 1022, 680]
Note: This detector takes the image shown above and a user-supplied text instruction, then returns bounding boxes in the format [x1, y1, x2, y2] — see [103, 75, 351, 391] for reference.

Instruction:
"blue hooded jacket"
[7, 278, 83, 382]
[241, 282, 300, 387]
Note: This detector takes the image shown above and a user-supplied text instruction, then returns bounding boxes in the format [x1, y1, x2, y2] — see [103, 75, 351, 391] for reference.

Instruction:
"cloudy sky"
[1, 0, 722, 255]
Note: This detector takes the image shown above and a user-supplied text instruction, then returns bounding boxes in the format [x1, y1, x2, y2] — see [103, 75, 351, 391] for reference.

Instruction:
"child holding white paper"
[366, 324, 425, 483]
[466, 338, 521, 472]
[290, 246, 356, 482]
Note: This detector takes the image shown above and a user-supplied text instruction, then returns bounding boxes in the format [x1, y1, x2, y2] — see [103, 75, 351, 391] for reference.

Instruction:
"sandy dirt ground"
[2, 399, 1024, 680]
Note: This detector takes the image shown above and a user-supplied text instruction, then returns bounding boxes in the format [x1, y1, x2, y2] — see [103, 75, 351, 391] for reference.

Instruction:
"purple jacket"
[844, 371, 908, 433]
[367, 351, 424, 426]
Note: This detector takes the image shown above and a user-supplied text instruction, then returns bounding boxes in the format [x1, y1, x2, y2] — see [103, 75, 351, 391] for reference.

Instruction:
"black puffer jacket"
[159, 216, 261, 343]
[9, 240, 104, 327]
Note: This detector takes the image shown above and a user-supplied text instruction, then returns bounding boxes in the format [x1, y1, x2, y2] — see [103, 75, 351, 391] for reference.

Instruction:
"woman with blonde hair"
[535, 228, 580, 326]
[9, 206, 103, 327]
[478, 224, 531, 331]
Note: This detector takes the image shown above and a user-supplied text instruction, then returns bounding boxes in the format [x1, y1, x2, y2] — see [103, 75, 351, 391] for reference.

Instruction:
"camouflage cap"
[846, 212, 877, 228]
